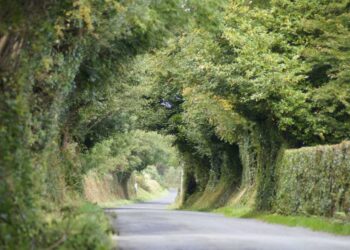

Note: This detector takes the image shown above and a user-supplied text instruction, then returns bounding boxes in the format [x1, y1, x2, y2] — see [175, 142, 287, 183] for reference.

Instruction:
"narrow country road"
[108, 190, 350, 250]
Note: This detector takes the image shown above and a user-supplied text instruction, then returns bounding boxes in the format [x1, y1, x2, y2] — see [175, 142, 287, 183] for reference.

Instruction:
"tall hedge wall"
[274, 141, 350, 217]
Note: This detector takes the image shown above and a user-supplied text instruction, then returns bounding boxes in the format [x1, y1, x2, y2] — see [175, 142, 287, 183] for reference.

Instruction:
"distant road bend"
[107, 190, 350, 250]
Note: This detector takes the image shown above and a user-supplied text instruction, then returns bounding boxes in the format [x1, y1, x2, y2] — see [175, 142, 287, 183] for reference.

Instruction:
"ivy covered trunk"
[253, 122, 285, 211]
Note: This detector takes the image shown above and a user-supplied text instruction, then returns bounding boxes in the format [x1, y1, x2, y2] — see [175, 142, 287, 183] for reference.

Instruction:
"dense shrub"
[275, 141, 350, 217]
[0, 0, 186, 248]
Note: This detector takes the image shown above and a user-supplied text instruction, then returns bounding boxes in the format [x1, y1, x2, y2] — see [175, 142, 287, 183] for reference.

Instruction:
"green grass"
[134, 188, 169, 202]
[98, 199, 134, 208]
[98, 189, 169, 208]
[255, 214, 350, 235]
[213, 206, 350, 235]
[214, 206, 253, 218]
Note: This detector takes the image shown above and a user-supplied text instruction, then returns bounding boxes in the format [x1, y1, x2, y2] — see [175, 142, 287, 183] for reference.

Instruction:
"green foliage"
[2, 0, 350, 246]
[137, 0, 350, 219]
[222, 0, 350, 145]
[85, 130, 179, 175]
[145, 0, 350, 147]
[0, 0, 187, 248]
[0, 198, 113, 249]
[275, 141, 350, 217]
[42, 202, 113, 250]
[143, 165, 182, 188]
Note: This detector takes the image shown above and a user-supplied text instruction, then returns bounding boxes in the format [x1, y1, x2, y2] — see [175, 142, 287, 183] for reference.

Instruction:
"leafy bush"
[40, 202, 113, 250]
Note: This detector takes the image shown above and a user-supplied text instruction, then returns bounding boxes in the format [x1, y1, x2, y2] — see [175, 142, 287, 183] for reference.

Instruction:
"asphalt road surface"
[108, 190, 350, 250]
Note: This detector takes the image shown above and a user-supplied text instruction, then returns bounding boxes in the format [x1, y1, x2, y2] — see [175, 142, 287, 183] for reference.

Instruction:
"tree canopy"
[1, 0, 349, 248]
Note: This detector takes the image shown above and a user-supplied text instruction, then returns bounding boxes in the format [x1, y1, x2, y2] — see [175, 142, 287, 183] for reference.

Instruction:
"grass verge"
[98, 188, 169, 208]
[214, 206, 350, 235]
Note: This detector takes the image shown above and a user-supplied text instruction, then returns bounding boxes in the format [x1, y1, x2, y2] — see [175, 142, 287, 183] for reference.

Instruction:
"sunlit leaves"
[86, 130, 179, 174]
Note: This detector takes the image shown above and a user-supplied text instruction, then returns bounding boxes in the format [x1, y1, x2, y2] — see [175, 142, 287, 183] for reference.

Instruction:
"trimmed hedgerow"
[274, 141, 350, 217]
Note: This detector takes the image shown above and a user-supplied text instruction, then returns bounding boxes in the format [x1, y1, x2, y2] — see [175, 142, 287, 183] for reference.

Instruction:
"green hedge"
[274, 141, 350, 217]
